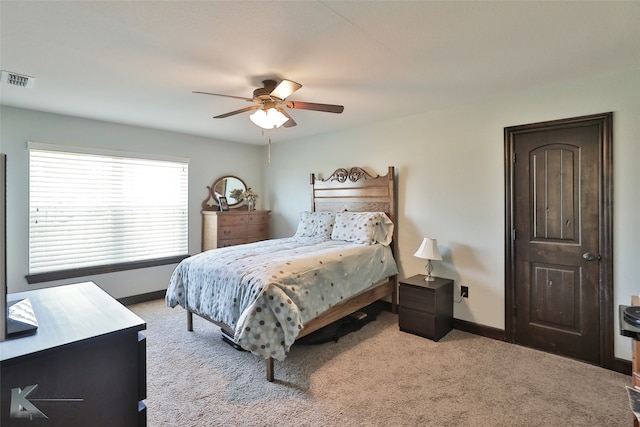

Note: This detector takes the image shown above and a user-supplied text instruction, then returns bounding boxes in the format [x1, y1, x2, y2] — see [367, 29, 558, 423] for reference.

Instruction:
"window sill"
[26, 255, 189, 284]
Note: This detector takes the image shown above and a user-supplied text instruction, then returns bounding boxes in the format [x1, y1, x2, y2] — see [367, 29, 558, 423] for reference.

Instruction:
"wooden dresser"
[201, 210, 270, 251]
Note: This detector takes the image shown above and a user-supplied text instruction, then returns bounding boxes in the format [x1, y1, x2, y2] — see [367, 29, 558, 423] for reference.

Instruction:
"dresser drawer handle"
[223, 230, 231, 235]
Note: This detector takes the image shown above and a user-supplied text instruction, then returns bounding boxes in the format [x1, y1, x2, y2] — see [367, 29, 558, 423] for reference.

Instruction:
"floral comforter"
[166, 237, 398, 361]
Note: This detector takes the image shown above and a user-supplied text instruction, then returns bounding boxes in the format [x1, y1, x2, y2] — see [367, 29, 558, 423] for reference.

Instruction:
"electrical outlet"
[461, 286, 469, 298]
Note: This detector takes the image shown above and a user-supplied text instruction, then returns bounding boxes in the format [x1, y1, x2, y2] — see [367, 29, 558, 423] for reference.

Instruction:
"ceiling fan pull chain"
[268, 137, 271, 166]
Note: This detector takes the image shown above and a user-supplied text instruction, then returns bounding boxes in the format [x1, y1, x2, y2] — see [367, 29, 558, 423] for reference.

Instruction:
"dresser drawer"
[247, 223, 268, 237]
[218, 238, 246, 247]
[400, 284, 435, 313]
[219, 226, 245, 239]
[634, 341, 640, 388]
[247, 212, 269, 223]
[218, 215, 247, 226]
[137, 332, 147, 401]
[399, 307, 436, 339]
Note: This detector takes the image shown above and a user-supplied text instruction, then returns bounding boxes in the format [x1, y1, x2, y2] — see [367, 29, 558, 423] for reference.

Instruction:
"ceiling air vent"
[1, 70, 35, 88]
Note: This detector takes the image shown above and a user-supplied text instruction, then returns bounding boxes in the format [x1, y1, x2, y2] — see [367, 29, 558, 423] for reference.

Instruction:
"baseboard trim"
[613, 357, 632, 375]
[453, 318, 632, 375]
[454, 318, 507, 341]
[118, 290, 166, 306]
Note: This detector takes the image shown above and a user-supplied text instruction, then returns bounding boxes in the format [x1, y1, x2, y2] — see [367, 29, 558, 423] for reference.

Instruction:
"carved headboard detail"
[310, 166, 395, 219]
[310, 166, 397, 256]
[323, 166, 376, 183]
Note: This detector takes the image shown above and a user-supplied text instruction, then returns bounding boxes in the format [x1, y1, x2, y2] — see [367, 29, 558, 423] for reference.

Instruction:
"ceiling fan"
[193, 79, 344, 130]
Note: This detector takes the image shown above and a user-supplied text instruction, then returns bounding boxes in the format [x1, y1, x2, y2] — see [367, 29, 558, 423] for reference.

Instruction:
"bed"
[166, 166, 398, 381]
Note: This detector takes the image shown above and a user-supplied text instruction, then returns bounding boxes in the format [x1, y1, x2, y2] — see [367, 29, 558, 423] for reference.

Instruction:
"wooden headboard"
[310, 166, 397, 254]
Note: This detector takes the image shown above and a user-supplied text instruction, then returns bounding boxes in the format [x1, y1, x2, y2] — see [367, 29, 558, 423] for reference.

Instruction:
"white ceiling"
[1, 1, 639, 145]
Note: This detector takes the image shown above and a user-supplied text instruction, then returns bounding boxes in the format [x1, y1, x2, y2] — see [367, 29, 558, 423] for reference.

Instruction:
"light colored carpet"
[129, 299, 631, 426]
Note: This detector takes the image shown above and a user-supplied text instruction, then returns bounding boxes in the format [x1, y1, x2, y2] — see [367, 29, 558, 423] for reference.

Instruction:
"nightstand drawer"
[400, 284, 435, 313]
[399, 307, 435, 339]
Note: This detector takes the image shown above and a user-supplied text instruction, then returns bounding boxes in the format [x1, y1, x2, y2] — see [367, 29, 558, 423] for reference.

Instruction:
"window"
[27, 142, 189, 283]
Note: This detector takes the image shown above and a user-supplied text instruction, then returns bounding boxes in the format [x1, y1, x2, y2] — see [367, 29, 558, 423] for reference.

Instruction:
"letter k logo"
[10, 384, 48, 420]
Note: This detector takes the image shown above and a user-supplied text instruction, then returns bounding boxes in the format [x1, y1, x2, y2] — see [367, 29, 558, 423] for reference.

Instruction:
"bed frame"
[186, 166, 398, 381]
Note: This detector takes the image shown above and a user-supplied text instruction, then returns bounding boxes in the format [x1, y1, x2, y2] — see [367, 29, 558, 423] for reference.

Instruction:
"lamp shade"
[414, 238, 442, 260]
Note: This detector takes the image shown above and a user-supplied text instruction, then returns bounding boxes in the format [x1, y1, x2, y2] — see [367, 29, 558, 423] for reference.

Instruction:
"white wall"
[263, 68, 640, 361]
[1, 68, 638, 361]
[0, 106, 265, 299]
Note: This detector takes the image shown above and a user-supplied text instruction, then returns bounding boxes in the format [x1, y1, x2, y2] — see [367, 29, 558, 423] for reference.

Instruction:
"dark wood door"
[505, 113, 613, 367]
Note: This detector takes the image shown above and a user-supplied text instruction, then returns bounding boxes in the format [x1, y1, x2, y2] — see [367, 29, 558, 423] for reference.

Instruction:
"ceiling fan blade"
[270, 79, 302, 101]
[214, 105, 259, 119]
[285, 101, 344, 114]
[280, 109, 297, 128]
[193, 91, 254, 102]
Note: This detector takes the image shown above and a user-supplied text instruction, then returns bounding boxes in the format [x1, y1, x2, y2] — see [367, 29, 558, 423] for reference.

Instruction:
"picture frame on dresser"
[218, 196, 229, 211]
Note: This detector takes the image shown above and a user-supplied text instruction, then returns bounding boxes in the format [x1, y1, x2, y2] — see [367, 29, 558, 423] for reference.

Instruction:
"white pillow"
[293, 211, 336, 238]
[330, 212, 394, 245]
[376, 213, 394, 246]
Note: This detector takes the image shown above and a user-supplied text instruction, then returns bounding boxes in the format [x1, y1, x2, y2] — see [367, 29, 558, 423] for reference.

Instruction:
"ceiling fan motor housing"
[253, 80, 279, 101]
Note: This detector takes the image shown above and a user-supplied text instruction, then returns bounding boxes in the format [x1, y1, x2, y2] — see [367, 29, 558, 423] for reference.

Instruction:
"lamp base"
[424, 260, 436, 281]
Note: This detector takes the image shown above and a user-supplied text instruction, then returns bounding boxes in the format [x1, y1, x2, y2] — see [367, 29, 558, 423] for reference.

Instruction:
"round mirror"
[211, 175, 247, 208]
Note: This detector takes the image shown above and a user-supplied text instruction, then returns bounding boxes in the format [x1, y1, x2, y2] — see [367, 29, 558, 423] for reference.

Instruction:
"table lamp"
[414, 237, 442, 281]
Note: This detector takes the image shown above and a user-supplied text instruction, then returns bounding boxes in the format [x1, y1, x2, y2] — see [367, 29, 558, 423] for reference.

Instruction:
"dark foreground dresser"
[1, 282, 146, 427]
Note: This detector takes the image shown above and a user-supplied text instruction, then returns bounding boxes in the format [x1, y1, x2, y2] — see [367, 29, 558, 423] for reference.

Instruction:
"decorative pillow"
[330, 212, 394, 246]
[375, 213, 394, 246]
[293, 211, 336, 238]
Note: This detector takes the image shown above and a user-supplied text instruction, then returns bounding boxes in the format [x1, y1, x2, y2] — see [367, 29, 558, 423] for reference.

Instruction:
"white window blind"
[28, 143, 189, 275]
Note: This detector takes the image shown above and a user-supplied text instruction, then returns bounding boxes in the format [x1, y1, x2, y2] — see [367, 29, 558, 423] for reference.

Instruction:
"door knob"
[582, 252, 600, 261]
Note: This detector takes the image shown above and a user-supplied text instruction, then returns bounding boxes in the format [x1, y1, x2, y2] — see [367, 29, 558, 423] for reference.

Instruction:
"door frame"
[504, 112, 614, 369]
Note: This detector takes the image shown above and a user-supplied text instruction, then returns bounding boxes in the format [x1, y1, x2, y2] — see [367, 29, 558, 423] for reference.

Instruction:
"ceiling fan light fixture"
[250, 107, 289, 129]
[268, 107, 289, 128]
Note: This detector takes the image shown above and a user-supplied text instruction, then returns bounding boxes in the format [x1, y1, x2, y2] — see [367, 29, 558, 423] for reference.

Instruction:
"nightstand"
[398, 275, 453, 341]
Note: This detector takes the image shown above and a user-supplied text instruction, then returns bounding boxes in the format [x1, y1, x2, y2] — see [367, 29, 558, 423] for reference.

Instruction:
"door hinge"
[513, 152, 516, 163]
[512, 228, 516, 240]
[513, 306, 517, 317]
